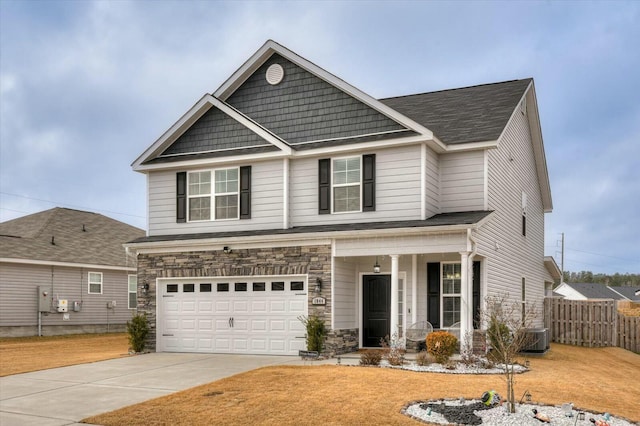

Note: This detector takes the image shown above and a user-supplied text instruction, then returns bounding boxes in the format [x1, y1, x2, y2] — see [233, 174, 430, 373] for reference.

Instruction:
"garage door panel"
[160, 277, 308, 355]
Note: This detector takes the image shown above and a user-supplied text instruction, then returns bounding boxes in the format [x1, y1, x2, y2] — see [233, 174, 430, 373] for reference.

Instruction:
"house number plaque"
[312, 297, 326, 305]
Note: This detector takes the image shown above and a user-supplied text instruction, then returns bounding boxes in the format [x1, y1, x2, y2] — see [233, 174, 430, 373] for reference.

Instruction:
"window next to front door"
[441, 263, 461, 328]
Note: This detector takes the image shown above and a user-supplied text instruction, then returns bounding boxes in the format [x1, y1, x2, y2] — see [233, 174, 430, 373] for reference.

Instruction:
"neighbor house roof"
[0, 208, 145, 268]
[379, 79, 532, 145]
[557, 282, 640, 301]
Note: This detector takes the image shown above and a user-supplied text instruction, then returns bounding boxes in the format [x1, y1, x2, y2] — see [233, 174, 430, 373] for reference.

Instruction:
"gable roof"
[380, 79, 532, 145]
[0, 208, 145, 268]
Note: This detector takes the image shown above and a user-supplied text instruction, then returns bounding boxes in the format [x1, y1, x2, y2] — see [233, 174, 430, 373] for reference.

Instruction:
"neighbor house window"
[333, 156, 361, 213]
[88, 272, 103, 294]
[128, 275, 137, 309]
[441, 263, 461, 328]
[187, 168, 239, 221]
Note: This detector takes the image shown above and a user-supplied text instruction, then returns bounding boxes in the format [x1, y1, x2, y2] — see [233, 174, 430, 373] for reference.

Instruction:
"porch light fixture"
[143, 282, 149, 294]
[314, 277, 322, 293]
[223, 246, 232, 254]
[373, 257, 381, 274]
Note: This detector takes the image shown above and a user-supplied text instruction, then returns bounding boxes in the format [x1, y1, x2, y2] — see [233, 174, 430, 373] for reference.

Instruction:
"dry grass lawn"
[0, 333, 129, 376]
[85, 344, 640, 426]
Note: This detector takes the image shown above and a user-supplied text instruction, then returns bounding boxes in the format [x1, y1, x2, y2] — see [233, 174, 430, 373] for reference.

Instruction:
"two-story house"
[127, 40, 561, 356]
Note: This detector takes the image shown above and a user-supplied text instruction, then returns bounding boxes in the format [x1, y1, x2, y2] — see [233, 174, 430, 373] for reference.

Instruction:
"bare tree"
[481, 294, 538, 413]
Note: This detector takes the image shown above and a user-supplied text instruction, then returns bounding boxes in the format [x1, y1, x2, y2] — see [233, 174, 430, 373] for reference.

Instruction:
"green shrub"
[127, 313, 150, 353]
[426, 331, 458, 364]
[298, 314, 327, 352]
[359, 350, 383, 366]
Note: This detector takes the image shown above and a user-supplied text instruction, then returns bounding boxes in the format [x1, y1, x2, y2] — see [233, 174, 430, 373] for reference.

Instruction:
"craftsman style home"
[127, 40, 560, 355]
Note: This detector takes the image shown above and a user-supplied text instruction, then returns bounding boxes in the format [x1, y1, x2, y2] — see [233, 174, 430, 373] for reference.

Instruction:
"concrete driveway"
[0, 353, 310, 426]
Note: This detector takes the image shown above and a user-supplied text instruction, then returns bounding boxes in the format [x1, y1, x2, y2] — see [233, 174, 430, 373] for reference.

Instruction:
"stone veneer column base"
[325, 328, 359, 356]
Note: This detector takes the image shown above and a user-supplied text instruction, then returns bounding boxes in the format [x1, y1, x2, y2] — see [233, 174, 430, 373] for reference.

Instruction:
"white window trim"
[128, 275, 137, 309]
[440, 262, 461, 329]
[187, 167, 240, 222]
[88, 271, 103, 295]
[331, 155, 362, 214]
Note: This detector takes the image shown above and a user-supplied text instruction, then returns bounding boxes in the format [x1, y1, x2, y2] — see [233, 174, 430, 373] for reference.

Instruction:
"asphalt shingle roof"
[0, 208, 145, 268]
[562, 282, 640, 301]
[129, 210, 492, 244]
[379, 79, 532, 144]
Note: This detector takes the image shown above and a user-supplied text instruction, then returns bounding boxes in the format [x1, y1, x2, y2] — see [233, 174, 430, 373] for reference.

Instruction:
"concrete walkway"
[0, 353, 318, 426]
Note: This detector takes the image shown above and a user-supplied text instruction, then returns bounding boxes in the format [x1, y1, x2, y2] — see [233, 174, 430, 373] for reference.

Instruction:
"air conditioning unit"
[521, 328, 549, 353]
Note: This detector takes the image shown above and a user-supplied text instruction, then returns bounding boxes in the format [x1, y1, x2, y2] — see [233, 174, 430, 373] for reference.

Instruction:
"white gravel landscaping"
[403, 399, 636, 426]
[381, 360, 528, 375]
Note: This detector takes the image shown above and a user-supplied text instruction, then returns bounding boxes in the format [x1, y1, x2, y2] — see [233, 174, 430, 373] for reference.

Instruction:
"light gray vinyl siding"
[290, 145, 422, 226]
[424, 146, 440, 217]
[147, 160, 284, 236]
[476, 98, 547, 326]
[0, 262, 134, 328]
[440, 150, 485, 213]
[333, 258, 358, 329]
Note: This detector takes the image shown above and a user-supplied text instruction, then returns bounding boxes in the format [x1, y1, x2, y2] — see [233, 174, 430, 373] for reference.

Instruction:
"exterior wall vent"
[266, 63, 284, 85]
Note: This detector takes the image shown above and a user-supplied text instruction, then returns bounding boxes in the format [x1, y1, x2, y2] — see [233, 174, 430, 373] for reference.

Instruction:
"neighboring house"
[126, 40, 560, 356]
[554, 282, 640, 301]
[0, 208, 145, 337]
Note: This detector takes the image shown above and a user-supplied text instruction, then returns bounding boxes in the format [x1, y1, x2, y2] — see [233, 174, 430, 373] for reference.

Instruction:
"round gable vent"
[266, 63, 284, 85]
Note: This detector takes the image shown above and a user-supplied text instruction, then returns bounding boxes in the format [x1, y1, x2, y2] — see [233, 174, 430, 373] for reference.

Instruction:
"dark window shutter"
[473, 261, 481, 329]
[318, 159, 330, 214]
[240, 166, 251, 219]
[427, 262, 441, 329]
[176, 172, 186, 223]
[362, 154, 376, 212]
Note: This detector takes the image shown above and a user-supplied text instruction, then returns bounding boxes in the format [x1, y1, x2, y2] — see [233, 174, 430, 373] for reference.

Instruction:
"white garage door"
[158, 276, 308, 355]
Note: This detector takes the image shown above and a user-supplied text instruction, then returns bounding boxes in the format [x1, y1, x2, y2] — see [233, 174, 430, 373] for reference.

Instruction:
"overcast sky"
[1, 1, 638, 275]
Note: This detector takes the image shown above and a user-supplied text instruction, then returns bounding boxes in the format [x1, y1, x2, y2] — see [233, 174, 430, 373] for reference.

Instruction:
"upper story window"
[319, 154, 375, 214]
[177, 166, 250, 223]
[88, 272, 103, 294]
[333, 157, 361, 213]
[187, 168, 239, 221]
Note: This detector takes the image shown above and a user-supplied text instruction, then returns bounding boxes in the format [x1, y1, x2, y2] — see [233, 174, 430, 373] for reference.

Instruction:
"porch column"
[459, 251, 471, 352]
[411, 254, 417, 324]
[390, 254, 399, 338]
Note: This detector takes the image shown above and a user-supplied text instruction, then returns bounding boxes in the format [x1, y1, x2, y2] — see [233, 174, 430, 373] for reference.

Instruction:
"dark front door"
[363, 274, 391, 347]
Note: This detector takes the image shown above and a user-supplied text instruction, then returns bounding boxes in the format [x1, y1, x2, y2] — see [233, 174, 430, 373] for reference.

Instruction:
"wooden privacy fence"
[544, 298, 640, 353]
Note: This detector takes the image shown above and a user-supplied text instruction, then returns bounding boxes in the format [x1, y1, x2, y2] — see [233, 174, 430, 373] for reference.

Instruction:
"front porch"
[326, 228, 484, 355]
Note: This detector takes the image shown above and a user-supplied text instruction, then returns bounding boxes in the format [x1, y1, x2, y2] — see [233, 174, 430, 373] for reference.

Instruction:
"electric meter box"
[72, 301, 82, 312]
[37, 286, 52, 312]
[57, 299, 68, 313]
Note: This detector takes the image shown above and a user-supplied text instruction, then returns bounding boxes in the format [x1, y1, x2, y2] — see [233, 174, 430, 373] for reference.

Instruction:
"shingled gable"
[132, 40, 437, 170]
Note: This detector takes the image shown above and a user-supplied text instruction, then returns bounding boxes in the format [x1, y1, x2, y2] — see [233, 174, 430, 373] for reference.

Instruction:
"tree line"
[561, 271, 640, 286]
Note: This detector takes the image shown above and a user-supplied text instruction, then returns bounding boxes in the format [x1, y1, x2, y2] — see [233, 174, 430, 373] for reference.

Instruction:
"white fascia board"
[0, 258, 136, 272]
[132, 94, 291, 171]
[291, 134, 432, 157]
[132, 95, 213, 170]
[526, 83, 553, 213]
[544, 256, 562, 281]
[126, 223, 477, 254]
[495, 80, 553, 213]
[445, 140, 499, 152]
[214, 40, 443, 149]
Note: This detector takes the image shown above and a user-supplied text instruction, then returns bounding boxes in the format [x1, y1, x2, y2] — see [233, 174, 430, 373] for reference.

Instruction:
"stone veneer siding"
[136, 244, 354, 355]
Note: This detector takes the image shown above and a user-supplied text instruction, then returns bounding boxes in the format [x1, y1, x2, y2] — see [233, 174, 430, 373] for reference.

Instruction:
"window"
[333, 157, 361, 213]
[291, 281, 304, 291]
[128, 275, 137, 309]
[319, 155, 375, 214]
[271, 282, 285, 291]
[200, 283, 212, 292]
[183, 283, 195, 292]
[441, 263, 461, 328]
[167, 284, 178, 293]
[235, 282, 247, 292]
[521, 277, 526, 323]
[253, 282, 266, 292]
[217, 283, 229, 292]
[187, 168, 239, 221]
[88, 272, 103, 294]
